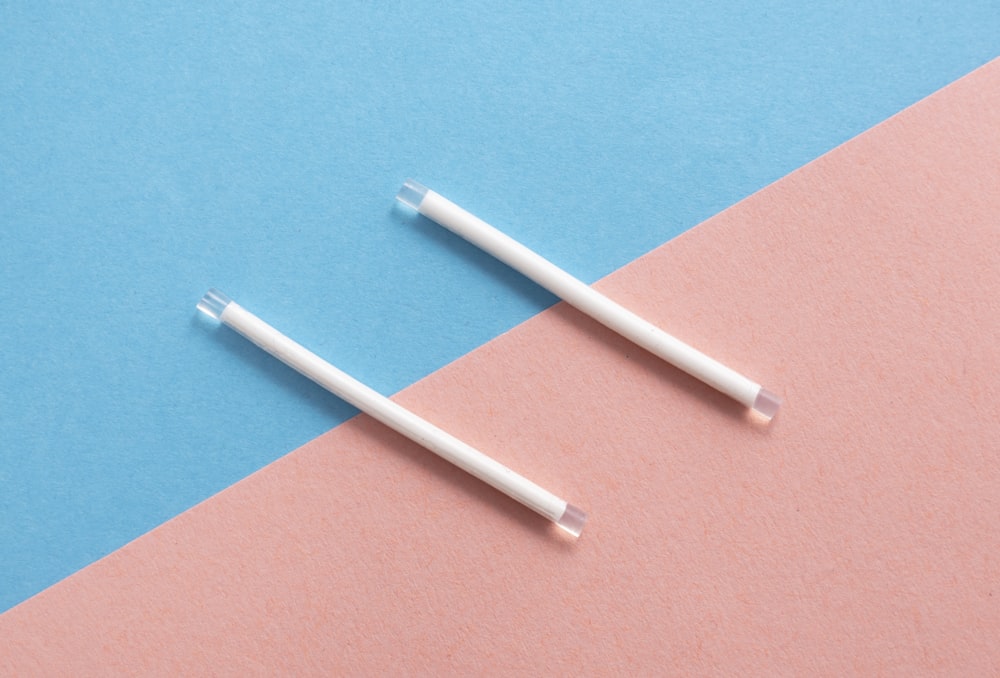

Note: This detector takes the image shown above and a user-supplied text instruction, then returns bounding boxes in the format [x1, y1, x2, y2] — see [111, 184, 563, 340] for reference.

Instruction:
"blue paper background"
[1, 1, 996, 612]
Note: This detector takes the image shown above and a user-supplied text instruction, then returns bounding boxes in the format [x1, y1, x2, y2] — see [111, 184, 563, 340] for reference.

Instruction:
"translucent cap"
[196, 288, 233, 320]
[396, 179, 429, 210]
[752, 387, 782, 419]
[556, 503, 587, 537]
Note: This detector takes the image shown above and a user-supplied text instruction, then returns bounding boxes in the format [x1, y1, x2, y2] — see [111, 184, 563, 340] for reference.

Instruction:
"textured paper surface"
[11, 4, 998, 617]
[3, 2, 998, 614]
[2, 59, 998, 675]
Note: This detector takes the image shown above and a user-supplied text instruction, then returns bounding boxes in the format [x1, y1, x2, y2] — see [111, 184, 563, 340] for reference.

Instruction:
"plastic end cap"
[196, 288, 233, 320]
[752, 387, 782, 419]
[556, 503, 587, 538]
[396, 179, 429, 210]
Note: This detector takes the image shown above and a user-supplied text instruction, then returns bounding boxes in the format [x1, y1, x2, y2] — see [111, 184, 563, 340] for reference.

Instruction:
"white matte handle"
[396, 180, 781, 418]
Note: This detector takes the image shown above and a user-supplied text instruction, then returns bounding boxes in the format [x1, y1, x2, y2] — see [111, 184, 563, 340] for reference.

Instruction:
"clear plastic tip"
[396, 179, 428, 210]
[752, 387, 782, 419]
[556, 503, 587, 538]
[196, 288, 233, 320]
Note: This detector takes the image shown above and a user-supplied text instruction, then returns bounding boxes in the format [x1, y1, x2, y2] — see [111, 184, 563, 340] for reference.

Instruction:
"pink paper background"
[3, 59, 998, 676]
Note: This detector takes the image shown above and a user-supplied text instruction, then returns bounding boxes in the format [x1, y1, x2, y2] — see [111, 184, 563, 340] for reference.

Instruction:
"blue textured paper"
[1, 1, 996, 611]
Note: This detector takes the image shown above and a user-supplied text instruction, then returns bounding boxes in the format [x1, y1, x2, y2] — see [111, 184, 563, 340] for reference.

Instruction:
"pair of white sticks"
[198, 180, 780, 537]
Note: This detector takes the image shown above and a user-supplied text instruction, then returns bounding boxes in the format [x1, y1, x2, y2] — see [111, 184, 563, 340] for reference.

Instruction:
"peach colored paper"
[3, 59, 999, 676]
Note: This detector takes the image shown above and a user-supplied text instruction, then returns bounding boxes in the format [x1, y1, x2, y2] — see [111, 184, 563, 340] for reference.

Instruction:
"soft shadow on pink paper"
[2, 59, 998, 676]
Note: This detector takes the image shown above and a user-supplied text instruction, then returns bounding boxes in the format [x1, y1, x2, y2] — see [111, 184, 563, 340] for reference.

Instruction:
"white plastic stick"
[197, 289, 587, 537]
[396, 180, 781, 419]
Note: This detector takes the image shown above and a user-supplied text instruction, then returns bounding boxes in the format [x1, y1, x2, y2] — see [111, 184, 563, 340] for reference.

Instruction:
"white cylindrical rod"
[396, 180, 781, 419]
[196, 288, 586, 537]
